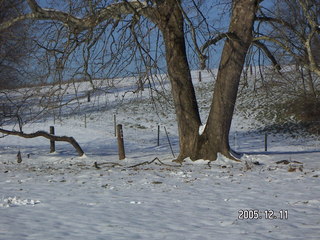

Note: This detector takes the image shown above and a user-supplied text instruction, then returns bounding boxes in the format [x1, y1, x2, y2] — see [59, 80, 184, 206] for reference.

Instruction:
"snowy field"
[1, 70, 320, 240]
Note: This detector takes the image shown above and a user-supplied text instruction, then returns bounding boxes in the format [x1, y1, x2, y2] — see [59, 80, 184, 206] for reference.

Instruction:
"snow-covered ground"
[1, 70, 320, 239]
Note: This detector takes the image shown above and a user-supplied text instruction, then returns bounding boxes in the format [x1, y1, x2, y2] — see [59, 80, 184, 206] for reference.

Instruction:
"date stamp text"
[238, 209, 289, 220]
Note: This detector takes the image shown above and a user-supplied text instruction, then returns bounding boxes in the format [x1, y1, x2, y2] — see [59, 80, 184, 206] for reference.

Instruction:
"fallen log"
[0, 128, 84, 156]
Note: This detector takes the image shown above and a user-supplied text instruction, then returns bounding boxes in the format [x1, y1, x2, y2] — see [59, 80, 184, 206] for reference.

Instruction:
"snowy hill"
[0, 69, 320, 239]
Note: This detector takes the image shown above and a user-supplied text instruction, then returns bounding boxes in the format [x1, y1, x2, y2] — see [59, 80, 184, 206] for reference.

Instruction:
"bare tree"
[0, 0, 260, 161]
[255, 0, 320, 96]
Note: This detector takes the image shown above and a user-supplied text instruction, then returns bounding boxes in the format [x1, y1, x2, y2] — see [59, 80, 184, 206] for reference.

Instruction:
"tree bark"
[193, 0, 259, 161]
[0, 128, 84, 156]
[156, 0, 202, 161]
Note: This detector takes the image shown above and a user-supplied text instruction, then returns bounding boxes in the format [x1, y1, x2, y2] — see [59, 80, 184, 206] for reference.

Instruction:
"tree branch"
[0, 0, 151, 33]
[252, 40, 281, 71]
[200, 32, 232, 53]
[176, 0, 207, 70]
[255, 16, 306, 42]
[305, 29, 320, 76]
[0, 13, 36, 31]
[253, 35, 297, 57]
[26, 0, 41, 12]
[200, 32, 251, 69]
[0, 128, 84, 156]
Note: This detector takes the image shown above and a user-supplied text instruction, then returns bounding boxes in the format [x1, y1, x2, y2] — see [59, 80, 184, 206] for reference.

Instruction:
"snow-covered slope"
[0, 70, 319, 239]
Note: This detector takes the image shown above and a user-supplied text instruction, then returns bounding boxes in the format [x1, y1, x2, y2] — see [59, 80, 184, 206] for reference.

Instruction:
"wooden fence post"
[264, 133, 268, 152]
[117, 124, 126, 160]
[114, 114, 117, 137]
[50, 126, 55, 153]
[157, 125, 160, 146]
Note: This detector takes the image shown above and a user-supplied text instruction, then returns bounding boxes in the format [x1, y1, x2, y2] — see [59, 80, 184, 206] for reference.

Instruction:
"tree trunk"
[157, 0, 202, 161]
[193, 0, 258, 161]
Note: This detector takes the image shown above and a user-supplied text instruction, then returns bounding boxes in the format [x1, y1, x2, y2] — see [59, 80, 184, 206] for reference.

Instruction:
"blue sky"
[29, 0, 275, 80]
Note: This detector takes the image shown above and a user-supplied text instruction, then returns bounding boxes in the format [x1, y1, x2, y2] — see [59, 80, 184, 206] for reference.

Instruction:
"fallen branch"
[127, 157, 181, 168]
[94, 161, 123, 169]
[0, 128, 84, 156]
[94, 157, 181, 169]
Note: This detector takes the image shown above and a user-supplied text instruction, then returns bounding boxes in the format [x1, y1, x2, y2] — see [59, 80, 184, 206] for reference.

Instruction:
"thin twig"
[164, 126, 175, 158]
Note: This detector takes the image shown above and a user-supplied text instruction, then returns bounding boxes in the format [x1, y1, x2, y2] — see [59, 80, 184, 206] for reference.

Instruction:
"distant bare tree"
[256, 0, 320, 97]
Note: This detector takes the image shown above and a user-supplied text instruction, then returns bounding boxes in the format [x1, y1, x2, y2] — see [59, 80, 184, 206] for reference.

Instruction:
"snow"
[0, 197, 40, 208]
[198, 124, 206, 135]
[1, 70, 320, 239]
